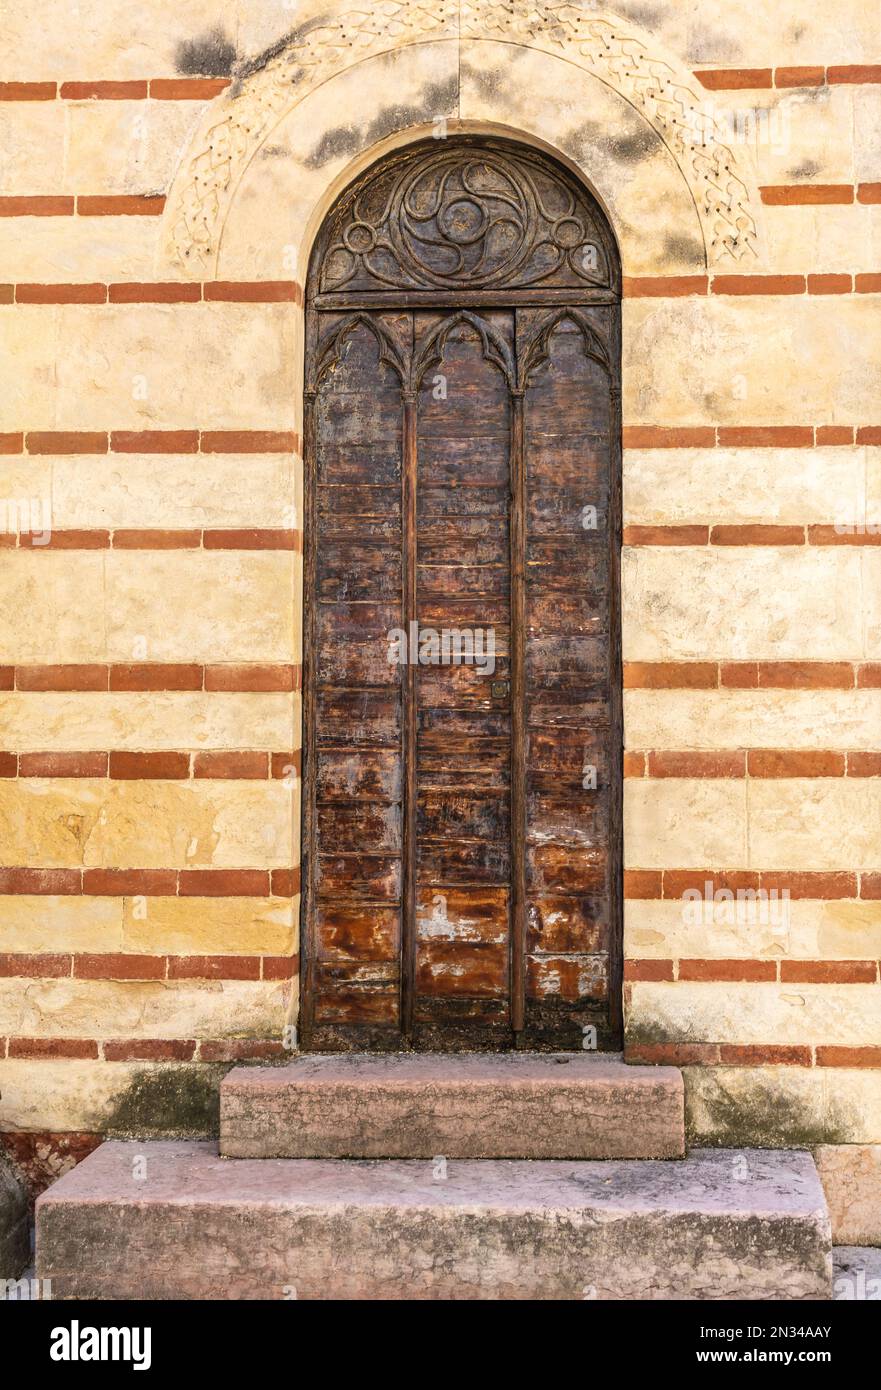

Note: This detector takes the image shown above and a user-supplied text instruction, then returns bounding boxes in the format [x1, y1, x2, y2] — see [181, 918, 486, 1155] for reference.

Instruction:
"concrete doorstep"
[35, 1142, 831, 1300]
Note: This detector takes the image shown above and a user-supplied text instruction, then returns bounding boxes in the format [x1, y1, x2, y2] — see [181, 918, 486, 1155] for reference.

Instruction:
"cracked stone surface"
[220, 1051, 685, 1159]
[36, 1140, 831, 1300]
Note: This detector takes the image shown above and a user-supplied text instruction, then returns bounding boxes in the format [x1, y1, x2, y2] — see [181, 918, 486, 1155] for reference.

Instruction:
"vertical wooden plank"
[509, 383, 527, 1036]
[401, 388, 418, 1038]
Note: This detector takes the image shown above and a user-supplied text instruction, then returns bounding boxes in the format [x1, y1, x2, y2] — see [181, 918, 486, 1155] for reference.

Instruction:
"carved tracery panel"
[315, 139, 619, 299]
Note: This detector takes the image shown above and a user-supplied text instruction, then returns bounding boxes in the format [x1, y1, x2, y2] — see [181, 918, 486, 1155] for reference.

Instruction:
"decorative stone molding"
[161, 1, 759, 275]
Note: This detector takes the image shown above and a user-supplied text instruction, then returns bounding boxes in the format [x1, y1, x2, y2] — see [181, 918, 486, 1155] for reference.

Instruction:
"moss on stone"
[685, 1072, 853, 1149]
[104, 1065, 228, 1139]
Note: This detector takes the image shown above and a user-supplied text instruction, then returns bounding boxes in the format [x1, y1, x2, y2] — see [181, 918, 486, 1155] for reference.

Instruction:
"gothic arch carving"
[411, 310, 516, 393]
[308, 312, 408, 392]
[517, 307, 612, 390]
[160, 0, 760, 276]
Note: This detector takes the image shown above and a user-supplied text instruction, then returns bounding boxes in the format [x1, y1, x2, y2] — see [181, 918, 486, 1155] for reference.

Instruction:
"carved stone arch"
[158, 0, 762, 280]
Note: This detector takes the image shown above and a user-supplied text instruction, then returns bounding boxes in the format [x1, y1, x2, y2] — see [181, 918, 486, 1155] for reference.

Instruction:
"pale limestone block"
[623, 446, 866, 527]
[854, 88, 881, 184]
[0, 459, 53, 541]
[51, 452, 297, 529]
[702, 86, 855, 188]
[0, 552, 297, 664]
[869, 206, 881, 268]
[623, 297, 881, 428]
[685, 1066, 881, 1146]
[625, 898, 881, 962]
[630, 980, 881, 1046]
[52, 303, 296, 431]
[622, 547, 864, 662]
[64, 100, 206, 196]
[0, 103, 66, 194]
[0, 977, 289, 1040]
[747, 779, 881, 871]
[764, 204, 875, 274]
[0, 692, 297, 753]
[0, 903, 296, 974]
[864, 550, 881, 658]
[104, 551, 297, 662]
[683, 0, 881, 64]
[458, 41, 705, 276]
[0, 307, 59, 432]
[0, 553, 108, 663]
[624, 690, 881, 753]
[624, 778, 748, 869]
[0, 896, 124, 955]
[815, 1144, 881, 1244]
[0, 1059, 142, 1132]
[219, 41, 460, 282]
[867, 450, 881, 525]
[0, 0, 237, 80]
[122, 896, 296, 956]
[0, 217, 159, 283]
[0, 779, 295, 869]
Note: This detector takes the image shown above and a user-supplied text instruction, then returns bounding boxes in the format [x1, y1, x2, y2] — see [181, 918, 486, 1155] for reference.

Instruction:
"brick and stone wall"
[0, 0, 878, 1234]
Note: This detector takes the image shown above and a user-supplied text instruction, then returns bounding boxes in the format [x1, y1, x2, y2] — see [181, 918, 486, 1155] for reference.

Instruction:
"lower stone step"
[36, 1141, 831, 1300]
[220, 1051, 685, 1159]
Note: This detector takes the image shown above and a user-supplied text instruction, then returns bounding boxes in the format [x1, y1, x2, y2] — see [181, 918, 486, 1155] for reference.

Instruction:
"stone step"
[220, 1051, 686, 1159]
[36, 1141, 831, 1300]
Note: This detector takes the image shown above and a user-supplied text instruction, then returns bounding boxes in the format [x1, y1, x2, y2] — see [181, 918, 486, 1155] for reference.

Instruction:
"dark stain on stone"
[104, 1065, 228, 1138]
[175, 26, 237, 78]
[685, 1072, 853, 1148]
[234, 17, 329, 88]
[624, 1018, 675, 1047]
[608, 128, 657, 163]
[560, 118, 605, 158]
[459, 61, 503, 103]
[305, 78, 458, 169]
[686, 25, 742, 65]
[563, 117, 655, 166]
[664, 230, 705, 264]
[615, 2, 665, 33]
[459, 48, 526, 102]
[788, 160, 821, 179]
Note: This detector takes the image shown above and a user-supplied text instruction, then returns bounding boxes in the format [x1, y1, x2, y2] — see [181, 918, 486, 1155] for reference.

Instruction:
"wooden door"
[300, 139, 621, 1051]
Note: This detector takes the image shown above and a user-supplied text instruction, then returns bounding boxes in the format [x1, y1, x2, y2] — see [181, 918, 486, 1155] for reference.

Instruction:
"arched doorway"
[300, 136, 621, 1051]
